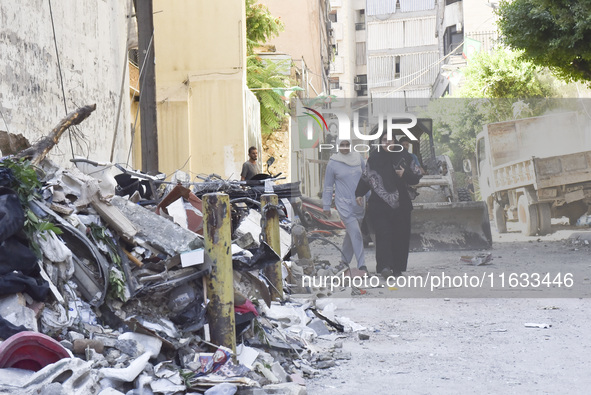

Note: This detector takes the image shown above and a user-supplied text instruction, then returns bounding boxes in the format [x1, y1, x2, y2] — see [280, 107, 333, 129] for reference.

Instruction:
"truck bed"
[492, 151, 591, 191]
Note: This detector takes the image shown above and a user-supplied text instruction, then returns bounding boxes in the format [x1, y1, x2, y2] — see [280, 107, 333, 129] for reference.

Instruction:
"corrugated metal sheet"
[404, 88, 431, 108]
[368, 20, 404, 50]
[367, 0, 396, 16]
[400, 0, 435, 13]
[371, 91, 406, 115]
[368, 51, 439, 89]
[371, 88, 430, 116]
[404, 17, 437, 47]
[368, 17, 436, 50]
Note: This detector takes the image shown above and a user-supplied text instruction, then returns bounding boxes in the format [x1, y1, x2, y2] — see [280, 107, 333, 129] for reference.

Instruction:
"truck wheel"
[517, 195, 538, 236]
[537, 203, 552, 235]
[493, 201, 507, 233]
[457, 187, 472, 201]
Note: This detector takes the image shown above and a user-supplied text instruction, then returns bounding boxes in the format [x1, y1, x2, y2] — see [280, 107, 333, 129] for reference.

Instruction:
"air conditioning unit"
[326, 21, 332, 32]
[354, 84, 362, 91]
[354, 76, 362, 83]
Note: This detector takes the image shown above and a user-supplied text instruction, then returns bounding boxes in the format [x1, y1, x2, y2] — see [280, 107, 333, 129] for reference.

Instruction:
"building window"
[355, 9, 365, 30]
[354, 74, 367, 96]
[331, 44, 338, 56]
[329, 12, 337, 23]
[445, 0, 461, 5]
[395, 56, 401, 79]
[444, 26, 463, 55]
[329, 77, 340, 90]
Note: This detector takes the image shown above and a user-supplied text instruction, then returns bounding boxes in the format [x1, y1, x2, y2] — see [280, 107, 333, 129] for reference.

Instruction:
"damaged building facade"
[0, 1, 132, 167]
[0, 2, 361, 393]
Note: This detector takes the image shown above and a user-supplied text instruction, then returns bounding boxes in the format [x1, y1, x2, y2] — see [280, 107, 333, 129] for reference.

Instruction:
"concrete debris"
[0, 358, 97, 394]
[0, 156, 369, 394]
[0, 294, 38, 332]
[204, 382, 238, 395]
[118, 332, 162, 358]
[524, 323, 552, 329]
[110, 196, 203, 256]
[99, 352, 152, 382]
[73, 338, 104, 354]
[358, 333, 370, 341]
[460, 252, 493, 266]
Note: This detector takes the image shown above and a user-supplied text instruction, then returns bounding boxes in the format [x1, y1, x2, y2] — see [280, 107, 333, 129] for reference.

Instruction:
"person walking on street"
[355, 133, 422, 278]
[323, 139, 367, 273]
[241, 146, 260, 181]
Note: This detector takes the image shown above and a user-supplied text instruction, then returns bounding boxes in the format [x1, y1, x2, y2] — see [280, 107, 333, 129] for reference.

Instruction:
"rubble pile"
[0, 155, 364, 394]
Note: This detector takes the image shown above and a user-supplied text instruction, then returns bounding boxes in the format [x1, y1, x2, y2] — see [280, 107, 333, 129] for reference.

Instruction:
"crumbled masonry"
[0, 154, 365, 394]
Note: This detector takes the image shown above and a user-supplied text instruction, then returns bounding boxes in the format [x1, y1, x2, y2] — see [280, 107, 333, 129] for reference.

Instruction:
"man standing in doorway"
[241, 146, 260, 181]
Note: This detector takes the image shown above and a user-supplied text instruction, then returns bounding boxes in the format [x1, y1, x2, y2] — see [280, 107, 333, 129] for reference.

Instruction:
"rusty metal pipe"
[203, 193, 235, 353]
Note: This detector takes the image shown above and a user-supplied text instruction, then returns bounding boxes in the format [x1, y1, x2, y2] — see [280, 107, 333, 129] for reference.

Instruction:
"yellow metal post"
[203, 193, 235, 353]
[291, 223, 311, 259]
[261, 194, 283, 300]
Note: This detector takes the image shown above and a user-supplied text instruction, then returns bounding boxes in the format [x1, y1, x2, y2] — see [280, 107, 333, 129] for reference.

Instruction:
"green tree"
[245, 0, 291, 136]
[456, 49, 556, 99]
[426, 49, 560, 168]
[497, 0, 591, 84]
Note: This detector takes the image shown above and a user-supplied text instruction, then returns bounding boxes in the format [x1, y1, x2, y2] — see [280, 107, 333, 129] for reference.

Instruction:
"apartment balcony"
[332, 22, 343, 40]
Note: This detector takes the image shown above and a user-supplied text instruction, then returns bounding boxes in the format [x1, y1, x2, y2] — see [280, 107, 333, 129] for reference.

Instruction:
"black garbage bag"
[0, 316, 28, 340]
[170, 299, 207, 333]
[0, 187, 24, 243]
[0, 238, 39, 276]
[0, 272, 49, 301]
[232, 242, 280, 271]
[0, 168, 16, 188]
[0, 187, 38, 276]
[114, 173, 153, 199]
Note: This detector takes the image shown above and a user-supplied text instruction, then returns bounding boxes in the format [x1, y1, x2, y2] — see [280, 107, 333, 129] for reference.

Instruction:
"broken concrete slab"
[110, 196, 203, 255]
[0, 358, 97, 394]
[271, 362, 288, 383]
[0, 294, 38, 332]
[260, 383, 307, 395]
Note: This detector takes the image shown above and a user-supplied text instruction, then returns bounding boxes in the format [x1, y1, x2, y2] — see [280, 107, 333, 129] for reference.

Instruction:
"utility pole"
[135, 0, 159, 174]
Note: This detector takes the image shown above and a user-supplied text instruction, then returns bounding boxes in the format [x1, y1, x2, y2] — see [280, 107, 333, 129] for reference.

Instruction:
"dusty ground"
[304, 221, 591, 394]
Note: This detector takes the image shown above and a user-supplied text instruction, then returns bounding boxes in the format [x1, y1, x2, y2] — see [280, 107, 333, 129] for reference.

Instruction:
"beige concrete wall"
[153, 0, 252, 179]
[0, 1, 131, 167]
[262, 0, 326, 97]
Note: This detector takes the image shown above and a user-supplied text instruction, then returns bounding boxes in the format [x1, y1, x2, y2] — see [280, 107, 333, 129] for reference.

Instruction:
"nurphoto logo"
[302, 107, 419, 152]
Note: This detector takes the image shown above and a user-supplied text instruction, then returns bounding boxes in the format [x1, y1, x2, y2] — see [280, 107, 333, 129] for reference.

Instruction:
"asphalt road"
[305, 222, 591, 394]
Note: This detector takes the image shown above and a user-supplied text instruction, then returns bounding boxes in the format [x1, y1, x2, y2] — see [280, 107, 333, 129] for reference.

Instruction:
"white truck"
[475, 112, 591, 235]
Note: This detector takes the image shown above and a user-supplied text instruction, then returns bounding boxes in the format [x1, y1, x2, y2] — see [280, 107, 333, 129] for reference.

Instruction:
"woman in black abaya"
[355, 132, 423, 278]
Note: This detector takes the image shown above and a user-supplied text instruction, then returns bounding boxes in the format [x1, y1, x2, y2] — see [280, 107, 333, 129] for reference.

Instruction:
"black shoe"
[380, 268, 393, 279]
[358, 265, 368, 272]
[393, 271, 403, 277]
